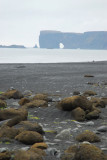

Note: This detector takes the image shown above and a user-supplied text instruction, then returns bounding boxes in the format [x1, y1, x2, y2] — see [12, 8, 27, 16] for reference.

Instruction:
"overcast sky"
[0, 0, 107, 47]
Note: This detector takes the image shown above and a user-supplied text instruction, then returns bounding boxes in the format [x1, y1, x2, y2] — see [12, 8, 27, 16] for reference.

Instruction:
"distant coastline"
[0, 45, 26, 48]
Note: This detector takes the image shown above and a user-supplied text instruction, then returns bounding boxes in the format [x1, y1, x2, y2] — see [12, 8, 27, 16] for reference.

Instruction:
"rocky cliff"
[39, 30, 107, 49]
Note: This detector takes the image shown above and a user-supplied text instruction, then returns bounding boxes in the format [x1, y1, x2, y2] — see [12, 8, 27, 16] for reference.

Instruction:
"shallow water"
[0, 48, 107, 63]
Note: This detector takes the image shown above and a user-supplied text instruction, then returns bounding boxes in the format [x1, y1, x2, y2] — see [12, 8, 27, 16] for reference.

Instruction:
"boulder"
[73, 91, 80, 95]
[14, 150, 43, 160]
[57, 96, 92, 111]
[29, 148, 46, 156]
[0, 125, 19, 139]
[86, 110, 100, 120]
[22, 100, 48, 109]
[19, 98, 30, 106]
[76, 130, 101, 142]
[71, 107, 85, 121]
[0, 108, 28, 121]
[18, 121, 44, 134]
[64, 144, 107, 160]
[3, 89, 23, 99]
[33, 93, 51, 102]
[31, 142, 48, 149]
[0, 99, 7, 109]
[0, 151, 11, 160]
[15, 131, 43, 145]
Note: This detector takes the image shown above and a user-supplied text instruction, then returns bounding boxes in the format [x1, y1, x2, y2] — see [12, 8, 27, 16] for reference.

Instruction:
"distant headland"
[0, 45, 26, 48]
[39, 30, 107, 49]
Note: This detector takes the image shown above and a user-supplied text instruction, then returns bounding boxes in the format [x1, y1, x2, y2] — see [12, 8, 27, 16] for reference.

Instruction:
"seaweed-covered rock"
[83, 90, 97, 96]
[64, 144, 107, 160]
[3, 89, 23, 99]
[18, 121, 44, 134]
[76, 130, 101, 142]
[33, 93, 51, 102]
[0, 151, 11, 160]
[101, 97, 107, 105]
[0, 125, 19, 139]
[29, 148, 46, 156]
[22, 100, 48, 109]
[86, 110, 100, 120]
[19, 98, 30, 106]
[31, 142, 48, 149]
[14, 150, 43, 160]
[57, 96, 92, 111]
[15, 131, 43, 145]
[71, 107, 85, 121]
[0, 108, 28, 121]
[0, 99, 7, 109]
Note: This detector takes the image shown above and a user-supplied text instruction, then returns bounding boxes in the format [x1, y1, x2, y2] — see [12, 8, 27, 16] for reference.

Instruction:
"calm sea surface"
[0, 48, 107, 63]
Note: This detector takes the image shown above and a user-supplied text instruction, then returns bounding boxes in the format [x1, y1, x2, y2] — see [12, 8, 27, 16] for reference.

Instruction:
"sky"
[0, 0, 107, 47]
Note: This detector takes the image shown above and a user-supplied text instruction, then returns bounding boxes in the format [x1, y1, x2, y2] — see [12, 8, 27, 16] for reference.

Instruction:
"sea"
[0, 48, 107, 63]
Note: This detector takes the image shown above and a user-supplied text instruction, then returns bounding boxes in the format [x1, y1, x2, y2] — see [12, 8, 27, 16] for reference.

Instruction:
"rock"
[14, 150, 43, 160]
[15, 131, 43, 145]
[22, 100, 48, 109]
[83, 90, 97, 96]
[0, 147, 8, 153]
[97, 126, 107, 132]
[85, 121, 94, 126]
[29, 148, 46, 156]
[18, 121, 44, 134]
[71, 107, 86, 121]
[0, 151, 11, 160]
[45, 148, 61, 158]
[101, 98, 107, 105]
[84, 74, 94, 77]
[33, 93, 52, 102]
[0, 99, 7, 109]
[64, 143, 107, 160]
[23, 90, 33, 96]
[19, 98, 30, 106]
[0, 125, 20, 139]
[31, 142, 48, 149]
[21, 147, 30, 151]
[55, 129, 71, 140]
[73, 91, 80, 95]
[57, 96, 92, 111]
[3, 89, 23, 99]
[76, 130, 101, 142]
[0, 108, 28, 121]
[86, 110, 100, 120]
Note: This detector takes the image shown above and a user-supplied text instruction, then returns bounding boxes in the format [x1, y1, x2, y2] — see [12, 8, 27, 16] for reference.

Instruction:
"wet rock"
[84, 74, 94, 77]
[83, 90, 97, 96]
[76, 130, 101, 142]
[3, 89, 23, 99]
[64, 143, 107, 160]
[14, 150, 43, 160]
[0, 151, 11, 160]
[18, 121, 44, 134]
[45, 148, 61, 158]
[86, 110, 100, 120]
[0, 99, 7, 109]
[15, 131, 43, 145]
[101, 98, 107, 105]
[31, 142, 48, 149]
[85, 121, 94, 126]
[55, 129, 71, 140]
[57, 95, 92, 111]
[29, 148, 46, 156]
[97, 126, 107, 132]
[23, 90, 33, 96]
[21, 147, 30, 151]
[71, 107, 86, 121]
[22, 100, 48, 109]
[0, 108, 28, 121]
[0, 125, 20, 139]
[33, 93, 52, 102]
[19, 97, 30, 106]
[73, 91, 80, 95]
[0, 148, 8, 153]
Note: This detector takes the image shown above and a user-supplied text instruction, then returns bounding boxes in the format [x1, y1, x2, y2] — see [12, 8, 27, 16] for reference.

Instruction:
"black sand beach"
[0, 62, 107, 159]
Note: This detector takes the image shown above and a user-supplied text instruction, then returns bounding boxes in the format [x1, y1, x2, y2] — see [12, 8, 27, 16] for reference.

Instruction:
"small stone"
[97, 126, 107, 132]
[55, 129, 71, 140]
[0, 148, 8, 153]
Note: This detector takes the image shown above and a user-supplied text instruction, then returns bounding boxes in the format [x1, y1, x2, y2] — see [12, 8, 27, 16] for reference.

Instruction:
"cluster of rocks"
[0, 88, 107, 160]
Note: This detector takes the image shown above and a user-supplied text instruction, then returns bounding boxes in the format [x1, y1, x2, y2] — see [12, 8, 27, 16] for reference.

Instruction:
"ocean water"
[0, 48, 107, 63]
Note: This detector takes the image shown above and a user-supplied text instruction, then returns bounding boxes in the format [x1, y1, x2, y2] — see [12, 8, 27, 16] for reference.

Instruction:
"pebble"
[97, 126, 107, 132]
[85, 121, 95, 126]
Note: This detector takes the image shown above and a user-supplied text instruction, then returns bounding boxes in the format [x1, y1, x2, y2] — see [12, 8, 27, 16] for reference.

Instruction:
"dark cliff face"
[39, 30, 107, 49]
